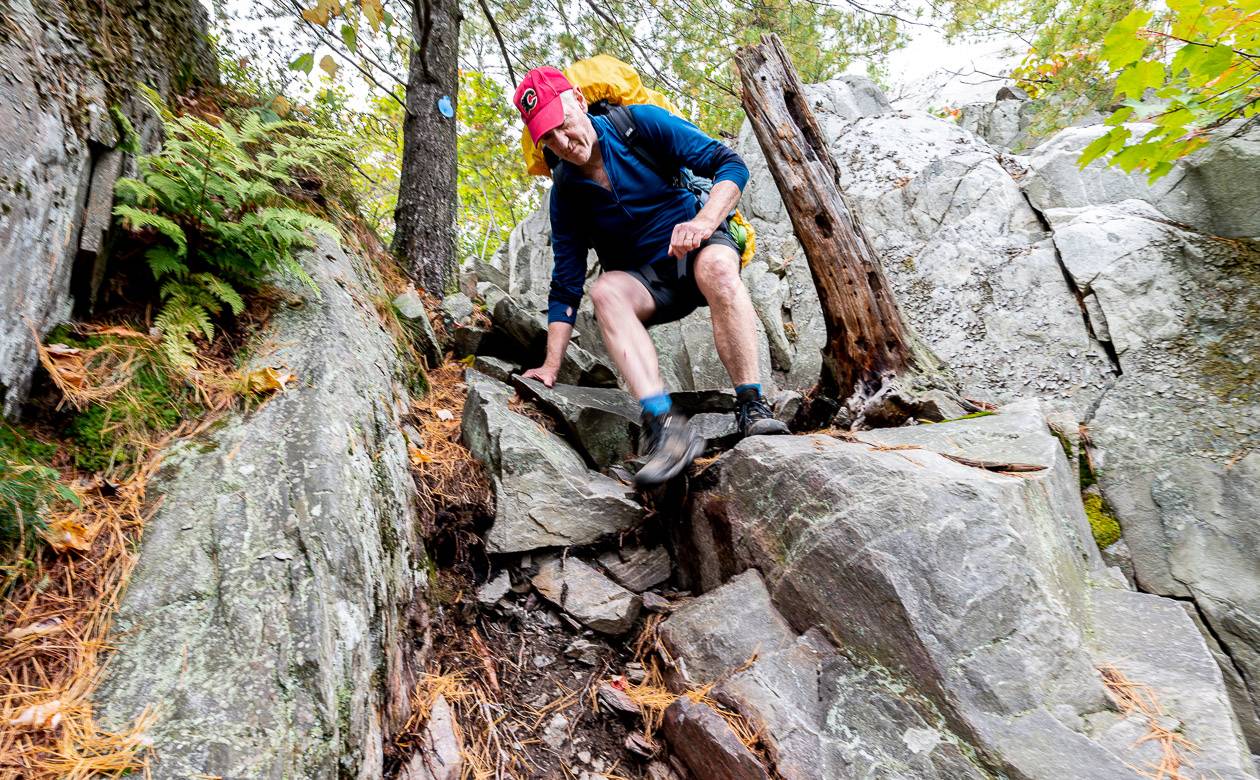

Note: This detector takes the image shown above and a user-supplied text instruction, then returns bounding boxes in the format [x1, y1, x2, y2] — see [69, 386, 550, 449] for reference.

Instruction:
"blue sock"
[640, 391, 672, 418]
[735, 383, 762, 400]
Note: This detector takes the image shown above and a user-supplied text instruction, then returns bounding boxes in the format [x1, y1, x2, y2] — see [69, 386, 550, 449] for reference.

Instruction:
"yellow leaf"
[43, 517, 92, 553]
[10, 699, 63, 730]
[301, 5, 330, 25]
[362, 0, 384, 31]
[319, 54, 339, 79]
[271, 95, 293, 117]
[4, 618, 64, 641]
[409, 446, 433, 465]
[244, 366, 295, 395]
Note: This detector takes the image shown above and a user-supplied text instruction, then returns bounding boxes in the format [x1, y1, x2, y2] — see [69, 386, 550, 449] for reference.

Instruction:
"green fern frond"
[114, 177, 159, 206]
[145, 246, 188, 281]
[192, 273, 245, 316]
[115, 205, 187, 256]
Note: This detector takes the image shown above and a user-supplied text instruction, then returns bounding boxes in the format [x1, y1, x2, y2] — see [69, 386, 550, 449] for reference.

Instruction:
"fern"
[113, 90, 351, 366]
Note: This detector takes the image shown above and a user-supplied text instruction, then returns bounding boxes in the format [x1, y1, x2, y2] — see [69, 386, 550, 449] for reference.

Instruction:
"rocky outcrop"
[93, 236, 428, 779]
[461, 369, 644, 552]
[678, 404, 1256, 780]
[0, 0, 217, 415]
[958, 87, 1036, 151]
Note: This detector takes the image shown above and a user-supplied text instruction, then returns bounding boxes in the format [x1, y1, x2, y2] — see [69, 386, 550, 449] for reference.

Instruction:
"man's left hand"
[668, 218, 717, 259]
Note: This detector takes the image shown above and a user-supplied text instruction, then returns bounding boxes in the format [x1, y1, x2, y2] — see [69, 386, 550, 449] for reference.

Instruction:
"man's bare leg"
[693, 245, 760, 386]
[589, 271, 663, 399]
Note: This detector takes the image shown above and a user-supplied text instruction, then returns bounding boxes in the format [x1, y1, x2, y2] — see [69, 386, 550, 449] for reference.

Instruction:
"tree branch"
[476, 0, 517, 84]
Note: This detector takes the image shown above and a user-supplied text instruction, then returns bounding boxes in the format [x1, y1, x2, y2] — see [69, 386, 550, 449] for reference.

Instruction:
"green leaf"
[1105, 106, 1136, 126]
[1103, 9, 1154, 69]
[289, 52, 315, 74]
[340, 23, 357, 52]
[1114, 59, 1165, 98]
[1146, 160, 1175, 183]
[1078, 127, 1129, 168]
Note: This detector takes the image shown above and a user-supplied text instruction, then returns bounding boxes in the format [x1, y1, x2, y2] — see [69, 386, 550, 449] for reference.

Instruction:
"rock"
[563, 639, 602, 666]
[642, 592, 672, 613]
[394, 287, 443, 367]
[477, 572, 511, 606]
[0, 0, 216, 415]
[596, 682, 640, 715]
[661, 696, 770, 780]
[400, 695, 462, 780]
[542, 713, 570, 749]
[513, 377, 641, 467]
[596, 546, 672, 592]
[1043, 201, 1260, 735]
[94, 234, 425, 779]
[489, 293, 617, 387]
[659, 570, 796, 686]
[958, 94, 1035, 150]
[691, 412, 740, 451]
[680, 403, 1254, 779]
[668, 388, 737, 415]
[663, 571, 983, 778]
[1087, 588, 1255, 780]
[461, 370, 645, 552]
[770, 390, 803, 426]
[471, 355, 517, 384]
[440, 292, 475, 327]
[1023, 121, 1260, 238]
[532, 557, 642, 635]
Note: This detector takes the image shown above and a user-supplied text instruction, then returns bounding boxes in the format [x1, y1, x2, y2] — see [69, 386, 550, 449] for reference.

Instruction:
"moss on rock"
[1084, 492, 1122, 549]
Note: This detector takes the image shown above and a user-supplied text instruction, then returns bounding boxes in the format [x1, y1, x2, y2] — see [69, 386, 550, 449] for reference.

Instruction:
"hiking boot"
[736, 391, 790, 438]
[634, 410, 706, 487]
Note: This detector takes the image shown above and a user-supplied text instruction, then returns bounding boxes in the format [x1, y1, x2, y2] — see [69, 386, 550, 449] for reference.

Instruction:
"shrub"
[113, 87, 352, 367]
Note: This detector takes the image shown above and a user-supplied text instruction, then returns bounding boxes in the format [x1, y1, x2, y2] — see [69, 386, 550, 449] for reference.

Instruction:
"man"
[513, 66, 788, 487]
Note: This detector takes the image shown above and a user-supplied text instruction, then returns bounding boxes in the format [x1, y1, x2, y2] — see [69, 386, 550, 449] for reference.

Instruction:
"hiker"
[513, 66, 789, 488]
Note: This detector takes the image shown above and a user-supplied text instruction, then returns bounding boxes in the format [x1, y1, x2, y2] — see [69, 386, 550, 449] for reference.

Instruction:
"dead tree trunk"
[735, 34, 966, 427]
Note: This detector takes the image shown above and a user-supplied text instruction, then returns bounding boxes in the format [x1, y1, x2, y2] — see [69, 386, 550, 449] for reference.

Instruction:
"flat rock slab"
[513, 376, 641, 467]
[462, 370, 644, 552]
[596, 546, 672, 593]
[532, 557, 642, 635]
[400, 695, 462, 780]
[661, 696, 770, 780]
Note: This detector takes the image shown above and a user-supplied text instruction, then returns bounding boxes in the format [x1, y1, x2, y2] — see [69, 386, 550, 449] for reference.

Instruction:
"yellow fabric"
[731, 210, 757, 267]
[521, 54, 681, 176]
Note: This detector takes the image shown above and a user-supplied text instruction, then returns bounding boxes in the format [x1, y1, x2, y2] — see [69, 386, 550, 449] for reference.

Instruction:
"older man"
[513, 66, 788, 487]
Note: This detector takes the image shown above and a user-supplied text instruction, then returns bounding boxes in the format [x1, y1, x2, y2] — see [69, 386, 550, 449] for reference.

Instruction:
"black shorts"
[622, 223, 741, 326]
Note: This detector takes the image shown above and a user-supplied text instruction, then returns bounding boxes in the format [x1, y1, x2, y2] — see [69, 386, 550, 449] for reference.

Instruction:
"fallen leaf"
[243, 366, 295, 395]
[409, 446, 433, 465]
[4, 618, 64, 641]
[93, 326, 149, 339]
[10, 699, 62, 730]
[43, 517, 92, 553]
[46, 343, 81, 356]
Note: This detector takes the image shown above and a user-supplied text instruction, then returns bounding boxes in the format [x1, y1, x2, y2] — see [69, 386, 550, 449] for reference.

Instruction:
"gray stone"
[513, 377, 641, 467]
[661, 696, 770, 780]
[471, 355, 517, 384]
[532, 557, 641, 635]
[659, 570, 796, 686]
[94, 235, 425, 779]
[958, 96, 1035, 150]
[393, 288, 443, 366]
[596, 546, 672, 593]
[489, 293, 616, 387]
[1023, 121, 1260, 238]
[691, 412, 740, 451]
[461, 370, 644, 552]
[400, 695, 462, 780]
[477, 572, 511, 605]
[439, 292, 475, 326]
[680, 405, 1243, 779]
[1087, 587, 1255, 780]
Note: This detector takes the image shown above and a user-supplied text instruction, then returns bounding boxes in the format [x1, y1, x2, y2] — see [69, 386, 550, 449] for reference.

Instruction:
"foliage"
[457, 71, 544, 265]
[1079, 0, 1259, 181]
[113, 88, 350, 368]
[0, 426, 76, 558]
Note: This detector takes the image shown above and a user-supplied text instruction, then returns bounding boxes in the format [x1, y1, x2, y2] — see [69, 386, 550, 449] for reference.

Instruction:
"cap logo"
[521, 87, 539, 115]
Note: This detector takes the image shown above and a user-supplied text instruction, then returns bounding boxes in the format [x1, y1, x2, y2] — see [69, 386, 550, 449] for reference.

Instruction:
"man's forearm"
[696, 180, 742, 230]
[542, 321, 574, 368]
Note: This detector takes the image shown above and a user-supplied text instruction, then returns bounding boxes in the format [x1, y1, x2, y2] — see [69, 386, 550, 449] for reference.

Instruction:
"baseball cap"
[514, 67, 573, 143]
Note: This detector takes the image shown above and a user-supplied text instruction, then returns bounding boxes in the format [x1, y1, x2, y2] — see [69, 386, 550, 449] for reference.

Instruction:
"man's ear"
[574, 88, 588, 112]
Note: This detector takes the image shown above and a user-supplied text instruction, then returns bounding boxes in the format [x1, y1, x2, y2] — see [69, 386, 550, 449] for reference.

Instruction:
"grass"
[1085, 492, 1122, 549]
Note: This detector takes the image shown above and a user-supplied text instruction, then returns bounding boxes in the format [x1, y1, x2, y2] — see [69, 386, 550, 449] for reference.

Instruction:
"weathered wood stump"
[735, 34, 970, 427]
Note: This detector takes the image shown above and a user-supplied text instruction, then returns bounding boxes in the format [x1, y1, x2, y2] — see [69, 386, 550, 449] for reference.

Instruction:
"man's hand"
[668, 217, 717, 259]
[522, 363, 560, 388]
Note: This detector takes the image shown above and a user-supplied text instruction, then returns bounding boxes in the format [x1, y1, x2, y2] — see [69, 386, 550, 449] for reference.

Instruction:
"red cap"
[514, 67, 573, 143]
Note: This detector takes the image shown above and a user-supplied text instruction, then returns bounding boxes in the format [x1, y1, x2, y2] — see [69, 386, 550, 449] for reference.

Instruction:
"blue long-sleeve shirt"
[546, 104, 749, 324]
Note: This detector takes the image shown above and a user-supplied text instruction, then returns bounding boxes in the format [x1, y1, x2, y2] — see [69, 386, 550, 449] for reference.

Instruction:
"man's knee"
[591, 272, 646, 319]
[695, 246, 743, 304]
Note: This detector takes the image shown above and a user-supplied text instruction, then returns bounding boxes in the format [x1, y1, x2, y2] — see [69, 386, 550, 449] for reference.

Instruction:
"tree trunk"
[735, 34, 965, 427]
[392, 0, 463, 294]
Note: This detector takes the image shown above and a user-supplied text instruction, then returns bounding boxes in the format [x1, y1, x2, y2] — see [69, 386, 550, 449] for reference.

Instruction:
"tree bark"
[735, 34, 965, 426]
[392, 0, 463, 294]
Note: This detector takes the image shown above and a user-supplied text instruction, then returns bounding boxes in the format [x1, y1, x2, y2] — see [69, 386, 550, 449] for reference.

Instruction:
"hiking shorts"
[622, 222, 740, 326]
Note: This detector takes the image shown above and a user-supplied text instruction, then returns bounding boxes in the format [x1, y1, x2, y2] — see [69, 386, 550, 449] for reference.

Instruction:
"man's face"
[538, 93, 597, 166]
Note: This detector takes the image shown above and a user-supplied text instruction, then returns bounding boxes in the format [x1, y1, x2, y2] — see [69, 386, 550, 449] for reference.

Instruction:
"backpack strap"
[605, 105, 680, 188]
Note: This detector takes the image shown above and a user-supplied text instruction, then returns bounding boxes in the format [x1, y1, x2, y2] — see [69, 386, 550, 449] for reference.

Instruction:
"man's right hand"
[522, 364, 560, 388]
